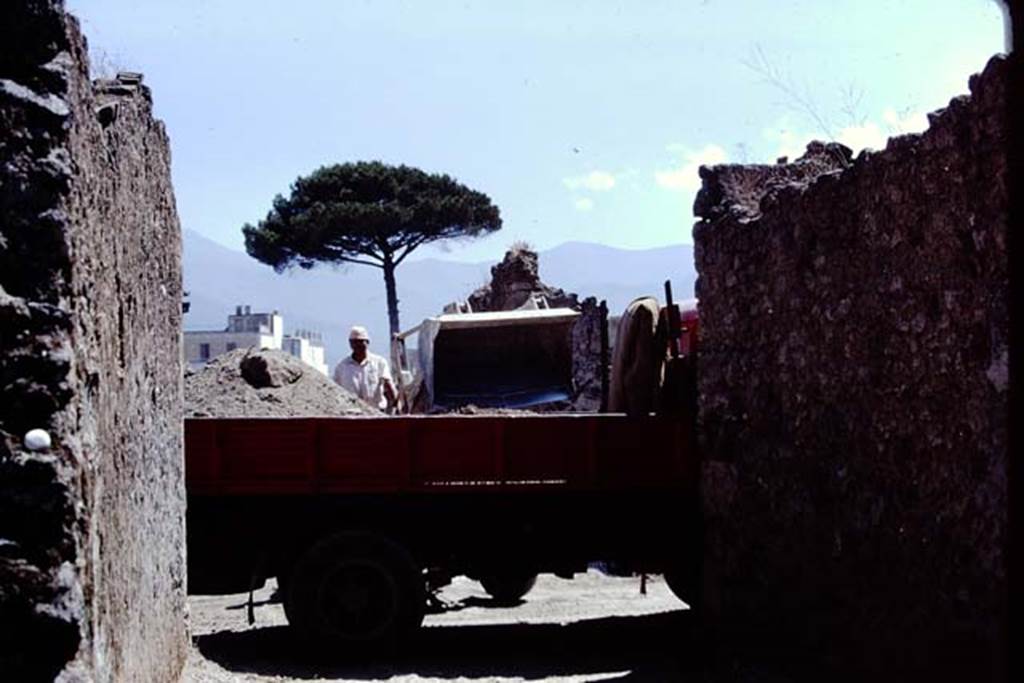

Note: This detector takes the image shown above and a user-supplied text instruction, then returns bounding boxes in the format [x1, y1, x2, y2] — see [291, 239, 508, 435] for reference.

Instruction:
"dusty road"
[184, 570, 701, 682]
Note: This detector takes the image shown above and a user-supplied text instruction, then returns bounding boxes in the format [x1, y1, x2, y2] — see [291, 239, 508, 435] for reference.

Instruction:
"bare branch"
[335, 255, 383, 269]
[741, 43, 836, 140]
[323, 244, 383, 266]
[839, 83, 867, 127]
[394, 234, 430, 265]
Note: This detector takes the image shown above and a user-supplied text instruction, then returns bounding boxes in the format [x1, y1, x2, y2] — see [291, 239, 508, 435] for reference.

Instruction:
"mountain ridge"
[183, 229, 696, 367]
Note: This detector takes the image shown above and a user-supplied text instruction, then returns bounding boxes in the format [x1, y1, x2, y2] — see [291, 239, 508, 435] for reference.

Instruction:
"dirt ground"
[184, 571, 705, 682]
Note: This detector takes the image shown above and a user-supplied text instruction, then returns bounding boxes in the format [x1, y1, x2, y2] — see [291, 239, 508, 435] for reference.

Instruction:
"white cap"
[349, 325, 370, 341]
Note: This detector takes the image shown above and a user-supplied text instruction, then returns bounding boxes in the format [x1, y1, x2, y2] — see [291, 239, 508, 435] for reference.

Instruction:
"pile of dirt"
[185, 348, 380, 417]
[436, 404, 537, 416]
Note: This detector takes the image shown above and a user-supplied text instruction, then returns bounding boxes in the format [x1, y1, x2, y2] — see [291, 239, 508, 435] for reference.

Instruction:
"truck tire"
[284, 532, 425, 650]
[664, 556, 700, 608]
[479, 571, 538, 604]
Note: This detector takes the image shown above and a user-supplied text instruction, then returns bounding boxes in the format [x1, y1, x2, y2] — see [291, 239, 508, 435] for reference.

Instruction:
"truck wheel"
[664, 556, 700, 607]
[284, 532, 425, 650]
[479, 571, 538, 604]
[271, 572, 288, 603]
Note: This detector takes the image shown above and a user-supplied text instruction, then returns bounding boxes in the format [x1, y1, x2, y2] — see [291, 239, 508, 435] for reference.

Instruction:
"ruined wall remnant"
[0, 1, 187, 680]
[467, 244, 579, 311]
[694, 55, 1009, 679]
[468, 246, 607, 410]
[569, 297, 607, 411]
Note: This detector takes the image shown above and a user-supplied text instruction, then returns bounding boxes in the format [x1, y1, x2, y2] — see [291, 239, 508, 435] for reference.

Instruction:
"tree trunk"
[382, 256, 401, 338]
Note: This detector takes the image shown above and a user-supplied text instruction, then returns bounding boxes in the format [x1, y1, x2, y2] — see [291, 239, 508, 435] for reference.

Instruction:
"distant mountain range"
[183, 229, 697, 368]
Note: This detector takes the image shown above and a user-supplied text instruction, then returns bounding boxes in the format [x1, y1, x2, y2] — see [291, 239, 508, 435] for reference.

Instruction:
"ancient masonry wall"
[694, 55, 1008, 679]
[569, 297, 606, 411]
[0, 1, 187, 680]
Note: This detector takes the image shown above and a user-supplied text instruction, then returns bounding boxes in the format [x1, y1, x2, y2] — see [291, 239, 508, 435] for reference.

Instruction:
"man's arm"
[378, 355, 397, 407]
[382, 377, 397, 405]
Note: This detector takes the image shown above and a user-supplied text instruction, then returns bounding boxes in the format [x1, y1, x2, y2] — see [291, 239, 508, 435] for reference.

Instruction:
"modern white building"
[282, 329, 329, 376]
[184, 305, 328, 375]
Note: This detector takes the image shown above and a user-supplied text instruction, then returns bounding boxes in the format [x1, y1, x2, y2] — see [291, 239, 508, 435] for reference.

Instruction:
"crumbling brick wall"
[0, 1, 186, 680]
[694, 55, 1008, 679]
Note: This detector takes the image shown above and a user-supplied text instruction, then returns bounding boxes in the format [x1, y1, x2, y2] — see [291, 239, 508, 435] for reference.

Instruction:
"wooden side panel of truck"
[186, 414, 695, 495]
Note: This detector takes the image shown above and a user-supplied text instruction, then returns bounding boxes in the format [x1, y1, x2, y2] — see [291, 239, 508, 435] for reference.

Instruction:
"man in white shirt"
[333, 325, 396, 410]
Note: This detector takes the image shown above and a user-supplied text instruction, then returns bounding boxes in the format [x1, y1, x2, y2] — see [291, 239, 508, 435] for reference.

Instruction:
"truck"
[390, 306, 582, 412]
[185, 295, 701, 650]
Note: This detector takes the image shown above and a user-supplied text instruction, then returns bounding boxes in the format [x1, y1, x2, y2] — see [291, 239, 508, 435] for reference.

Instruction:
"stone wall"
[569, 297, 607, 411]
[694, 55, 1009, 679]
[0, 1, 186, 680]
[467, 246, 562, 312]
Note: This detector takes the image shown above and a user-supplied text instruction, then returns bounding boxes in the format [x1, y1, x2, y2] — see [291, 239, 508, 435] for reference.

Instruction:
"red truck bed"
[185, 414, 696, 497]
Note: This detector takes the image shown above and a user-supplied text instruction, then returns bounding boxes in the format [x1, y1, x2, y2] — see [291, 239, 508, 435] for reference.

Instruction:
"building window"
[226, 342, 237, 352]
[199, 343, 210, 360]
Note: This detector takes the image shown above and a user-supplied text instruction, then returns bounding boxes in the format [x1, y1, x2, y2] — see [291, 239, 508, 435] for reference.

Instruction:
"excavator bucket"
[409, 308, 580, 410]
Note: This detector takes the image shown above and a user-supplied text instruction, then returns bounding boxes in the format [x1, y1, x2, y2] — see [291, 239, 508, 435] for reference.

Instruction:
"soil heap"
[185, 348, 380, 417]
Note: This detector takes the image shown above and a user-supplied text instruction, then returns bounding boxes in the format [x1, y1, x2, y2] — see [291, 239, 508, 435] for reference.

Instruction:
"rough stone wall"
[467, 245, 579, 311]
[693, 55, 1009, 679]
[0, 2, 187, 680]
[467, 246, 607, 411]
[569, 297, 606, 411]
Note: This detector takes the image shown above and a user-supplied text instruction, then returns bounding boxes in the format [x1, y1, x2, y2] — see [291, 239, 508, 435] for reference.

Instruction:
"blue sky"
[68, 1, 1007, 264]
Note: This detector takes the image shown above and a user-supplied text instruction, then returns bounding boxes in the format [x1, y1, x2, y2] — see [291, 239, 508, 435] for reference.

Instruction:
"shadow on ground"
[195, 609, 701, 680]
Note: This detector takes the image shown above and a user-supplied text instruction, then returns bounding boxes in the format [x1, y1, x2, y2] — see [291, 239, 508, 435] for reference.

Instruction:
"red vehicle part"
[185, 414, 695, 497]
[677, 299, 699, 358]
[185, 389, 701, 649]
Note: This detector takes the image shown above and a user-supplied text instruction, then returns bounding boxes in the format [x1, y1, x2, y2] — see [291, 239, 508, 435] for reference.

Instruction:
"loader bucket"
[417, 309, 580, 409]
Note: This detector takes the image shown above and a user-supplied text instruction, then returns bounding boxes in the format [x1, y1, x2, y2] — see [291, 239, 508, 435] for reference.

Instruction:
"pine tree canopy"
[243, 161, 502, 272]
[242, 161, 502, 336]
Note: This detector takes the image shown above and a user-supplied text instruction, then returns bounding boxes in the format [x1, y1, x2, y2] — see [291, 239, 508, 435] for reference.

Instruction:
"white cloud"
[881, 108, 929, 135]
[655, 144, 727, 192]
[563, 170, 616, 192]
[763, 123, 812, 162]
[763, 107, 931, 160]
[836, 121, 887, 154]
[574, 197, 594, 212]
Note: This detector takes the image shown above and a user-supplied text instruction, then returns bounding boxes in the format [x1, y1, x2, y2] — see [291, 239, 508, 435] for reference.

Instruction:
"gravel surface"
[184, 571, 699, 682]
[185, 348, 379, 418]
[438, 405, 538, 415]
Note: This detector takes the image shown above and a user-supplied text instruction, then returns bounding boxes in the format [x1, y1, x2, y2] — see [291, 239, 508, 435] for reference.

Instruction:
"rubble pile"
[694, 55, 1009, 679]
[467, 246, 606, 411]
[186, 348, 380, 417]
[444, 405, 535, 416]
